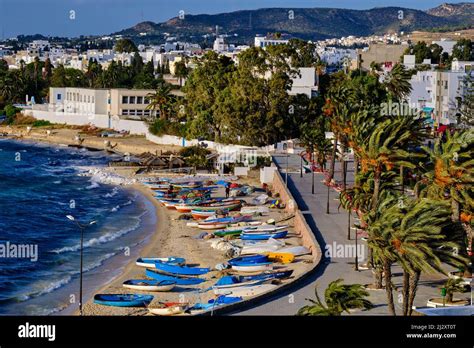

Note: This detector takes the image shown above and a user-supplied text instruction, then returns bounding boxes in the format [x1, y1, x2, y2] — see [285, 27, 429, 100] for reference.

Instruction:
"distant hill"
[115, 3, 474, 44]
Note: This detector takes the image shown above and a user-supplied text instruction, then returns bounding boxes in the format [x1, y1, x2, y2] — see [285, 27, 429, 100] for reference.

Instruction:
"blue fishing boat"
[93, 294, 153, 307]
[145, 269, 206, 285]
[241, 231, 288, 240]
[216, 270, 294, 287]
[154, 262, 210, 276]
[191, 296, 242, 311]
[228, 255, 268, 266]
[136, 257, 185, 268]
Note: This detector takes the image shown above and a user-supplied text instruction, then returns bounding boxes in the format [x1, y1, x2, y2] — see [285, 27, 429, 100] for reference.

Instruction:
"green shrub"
[32, 120, 52, 127]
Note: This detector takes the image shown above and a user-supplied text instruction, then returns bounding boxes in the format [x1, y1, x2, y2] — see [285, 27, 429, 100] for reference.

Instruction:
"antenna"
[216, 25, 219, 37]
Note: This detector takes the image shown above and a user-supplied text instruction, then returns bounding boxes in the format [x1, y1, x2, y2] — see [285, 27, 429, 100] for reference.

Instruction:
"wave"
[104, 187, 120, 198]
[51, 218, 143, 254]
[86, 181, 100, 190]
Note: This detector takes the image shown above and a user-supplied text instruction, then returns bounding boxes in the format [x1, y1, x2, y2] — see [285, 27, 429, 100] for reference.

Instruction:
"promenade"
[236, 154, 447, 315]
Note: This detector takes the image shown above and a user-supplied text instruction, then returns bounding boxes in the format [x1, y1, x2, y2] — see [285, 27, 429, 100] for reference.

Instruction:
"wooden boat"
[213, 227, 245, 237]
[213, 283, 277, 297]
[242, 225, 289, 233]
[122, 279, 176, 292]
[198, 215, 252, 230]
[191, 209, 229, 220]
[93, 294, 153, 307]
[145, 269, 206, 285]
[213, 277, 268, 290]
[136, 257, 185, 268]
[222, 270, 293, 284]
[240, 239, 285, 255]
[153, 262, 210, 276]
[263, 252, 295, 264]
[241, 231, 288, 240]
[148, 302, 189, 316]
[190, 296, 242, 312]
[231, 262, 273, 273]
[228, 255, 268, 266]
[191, 201, 241, 212]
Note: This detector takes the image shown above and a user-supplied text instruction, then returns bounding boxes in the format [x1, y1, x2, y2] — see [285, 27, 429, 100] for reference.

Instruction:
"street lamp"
[354, 225, 359, 271]
[66, 215, 97, 316]
[311, 146, 315, 195]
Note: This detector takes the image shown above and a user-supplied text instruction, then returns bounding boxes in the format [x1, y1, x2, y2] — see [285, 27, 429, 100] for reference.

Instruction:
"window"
[57, 94, 62, 100]
[136, 110, 143, 116]
[122, 109, 128, 116]
[129, 96, 136, 104]
[92, 96, 94, 103]
[137, 96, 143, 104]
[122, 96, 128, 104]
[144, 98, 150, 105]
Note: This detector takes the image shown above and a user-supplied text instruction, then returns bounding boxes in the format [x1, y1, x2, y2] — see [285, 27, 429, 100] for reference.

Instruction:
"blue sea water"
[0, 139, 154, 315]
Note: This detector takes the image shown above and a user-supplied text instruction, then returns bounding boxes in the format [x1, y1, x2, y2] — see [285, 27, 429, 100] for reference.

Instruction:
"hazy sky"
[0, 0, 460, 38]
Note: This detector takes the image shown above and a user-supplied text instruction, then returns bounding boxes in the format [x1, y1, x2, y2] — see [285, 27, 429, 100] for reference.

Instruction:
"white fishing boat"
[242, 225, 289, 233]
[231, 263, 273, 272]
[213, 284, 277, 297]
[148, 302, 189, 316]
[122, 280, 176, 292]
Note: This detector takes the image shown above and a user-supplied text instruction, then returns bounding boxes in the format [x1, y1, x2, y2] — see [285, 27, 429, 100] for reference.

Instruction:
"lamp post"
[354, 225, 359, 271]
[300, 154, 303, 178]
[66, 215, 96, 316]
[311, 146, 315, 195]
[285, 145, 289, 186]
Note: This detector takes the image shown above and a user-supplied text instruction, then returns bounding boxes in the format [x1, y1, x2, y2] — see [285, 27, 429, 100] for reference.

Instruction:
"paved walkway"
[235, 154, 447, 315]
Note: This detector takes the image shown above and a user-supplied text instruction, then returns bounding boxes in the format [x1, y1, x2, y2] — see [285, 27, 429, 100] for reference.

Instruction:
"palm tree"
[443, 277, 467, 303]
[146, 84, 174, 120]
[419, 129, 474, 276]
[369, 197, 467, 315]
[383, 63, 413, 101]
[297, 279, 373, 316]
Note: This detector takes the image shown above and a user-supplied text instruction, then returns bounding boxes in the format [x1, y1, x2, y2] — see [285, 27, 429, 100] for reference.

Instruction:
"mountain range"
[115, 3, 474, 44]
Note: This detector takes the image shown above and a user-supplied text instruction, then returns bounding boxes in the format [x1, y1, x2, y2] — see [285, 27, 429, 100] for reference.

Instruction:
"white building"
[408, 66, 470, 126]
[254, 36, 289, 48]
[289, 67, 319, 98]
[213, 37, 228, 53]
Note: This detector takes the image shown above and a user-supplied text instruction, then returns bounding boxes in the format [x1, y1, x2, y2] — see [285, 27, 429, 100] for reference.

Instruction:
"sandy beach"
[2, 124, 314, 316]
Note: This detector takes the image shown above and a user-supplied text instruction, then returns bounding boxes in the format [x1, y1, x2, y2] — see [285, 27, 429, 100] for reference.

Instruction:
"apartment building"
[408, 68, 470, 126]
[48, 87, 157, 119]
[254, 36, 289, 48]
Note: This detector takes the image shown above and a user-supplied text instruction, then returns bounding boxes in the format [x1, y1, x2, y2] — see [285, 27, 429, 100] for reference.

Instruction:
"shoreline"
[73, 184, 170, 316]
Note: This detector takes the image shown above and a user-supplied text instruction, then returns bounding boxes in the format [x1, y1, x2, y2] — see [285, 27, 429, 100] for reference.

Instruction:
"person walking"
[225, 183, 230, 198]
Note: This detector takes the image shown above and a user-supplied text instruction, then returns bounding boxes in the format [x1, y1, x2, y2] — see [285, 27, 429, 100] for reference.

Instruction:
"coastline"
[74, 184, 170, 316]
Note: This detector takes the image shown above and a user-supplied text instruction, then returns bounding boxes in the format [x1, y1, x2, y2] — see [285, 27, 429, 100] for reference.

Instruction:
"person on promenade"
[225, 183, 230, 198]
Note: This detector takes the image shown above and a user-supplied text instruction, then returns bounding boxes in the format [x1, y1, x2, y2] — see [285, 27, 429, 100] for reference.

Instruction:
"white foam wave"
[51, 219, 142, 254]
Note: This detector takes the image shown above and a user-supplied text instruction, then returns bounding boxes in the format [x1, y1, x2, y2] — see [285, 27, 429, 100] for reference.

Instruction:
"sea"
[0, 139, 156, 315]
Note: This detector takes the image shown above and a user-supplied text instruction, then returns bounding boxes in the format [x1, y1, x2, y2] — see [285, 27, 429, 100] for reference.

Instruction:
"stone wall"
[272, 170, 321, 264]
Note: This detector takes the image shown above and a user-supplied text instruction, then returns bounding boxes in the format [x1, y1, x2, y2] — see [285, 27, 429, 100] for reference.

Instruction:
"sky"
[0, 0, 463, 38]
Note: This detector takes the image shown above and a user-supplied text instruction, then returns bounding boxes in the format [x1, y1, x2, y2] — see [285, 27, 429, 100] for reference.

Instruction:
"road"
[235, 154, 446, 315]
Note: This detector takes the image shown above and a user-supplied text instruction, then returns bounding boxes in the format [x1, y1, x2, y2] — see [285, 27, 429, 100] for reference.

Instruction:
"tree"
[297, 279, 373, 316]
[114, 38, 138, 53]
[174, 59, 189, 87]
[455, 73, 474, 128]
[146, 83, 174, 120]
[452, 39, 474, 62]
[443, 278, 467, 303]
[383, 63, 413, 101]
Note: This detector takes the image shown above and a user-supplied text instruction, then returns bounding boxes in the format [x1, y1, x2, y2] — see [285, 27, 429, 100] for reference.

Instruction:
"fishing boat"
[240, 238, 285, 254]
[93, 294, 153, 307]
[216, 270, 293, 286]
[191, 200, 242, 213]
[264, 252, 295, 264]
[148, 302, 189, 316]
[242, 225, 289, 233]
[122, 279, 176, 292]
[158, 199, 180, 209]
[213, 283, 277, 297]
[213, 277, 268, 289]
[231, 262, 273, 273]
[190, 296, 242, 312]
[278, 245, 311, 256]
[136, 257, 185, 268]
[191, 208, 229, 220]
[240, 231, 288, 240]
[228, 254, 268, 266]
[153, 262, 210, 277]
[213, 227, 245, 237]
[145, 269, 206, 285]
[197, 215, 252, 230]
